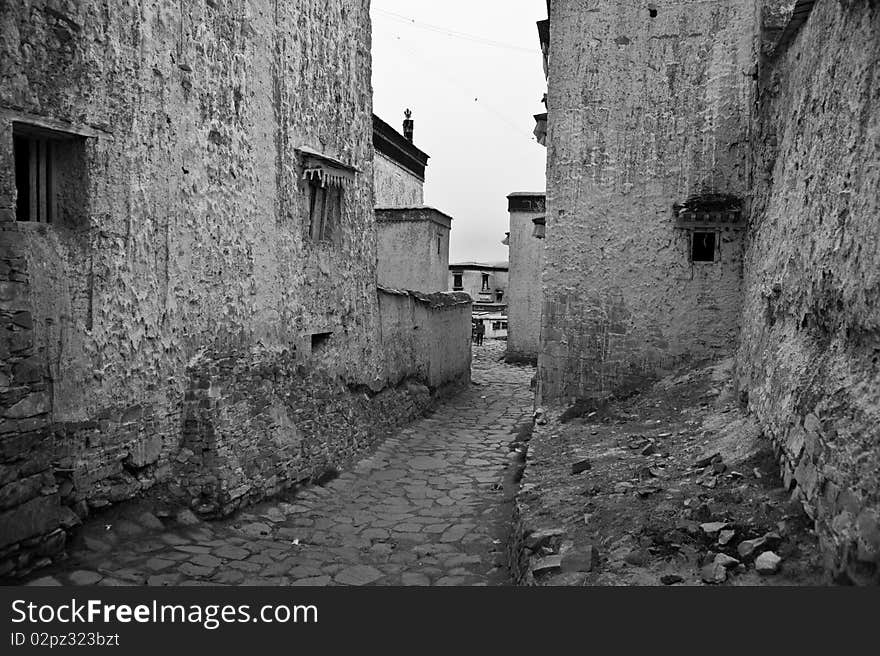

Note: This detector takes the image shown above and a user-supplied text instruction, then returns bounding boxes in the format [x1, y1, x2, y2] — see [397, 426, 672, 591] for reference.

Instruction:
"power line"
[382, 33, 540, 145]
[374, 8, 538, 54]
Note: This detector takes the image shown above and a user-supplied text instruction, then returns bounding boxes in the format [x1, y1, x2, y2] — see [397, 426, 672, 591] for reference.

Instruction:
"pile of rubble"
[510, 360, 826, 586]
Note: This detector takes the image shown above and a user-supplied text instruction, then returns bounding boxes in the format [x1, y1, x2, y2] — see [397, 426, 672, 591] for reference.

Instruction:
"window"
[496, 290, 504, 302]
[298, 145, 356, 245]
[691, 231, 716, 262]
[13, 123, 86, 224]
[437, 236, 441, 255]
[311, 332, 332, 353]
[306, 178, 342, 243]
[452, 273, 463, 290]
[481, 273, 490, 291]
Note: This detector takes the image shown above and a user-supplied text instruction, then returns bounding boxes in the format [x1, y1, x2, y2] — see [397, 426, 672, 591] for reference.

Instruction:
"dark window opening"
[649, 8, 658, 18]
[306, 179, 342, 244]
[452, 273, 463, 290]
[311, 332, 332, 353]
[436, 236, 441, 255]
[481, 273, 490, 291]
[691, 231, 717, 262]
[496, 290, 504, 302]
[13, 123, 87, 225]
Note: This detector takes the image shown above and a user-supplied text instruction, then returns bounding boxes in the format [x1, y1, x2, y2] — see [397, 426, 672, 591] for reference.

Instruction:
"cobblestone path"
[26, 342, 535, 587]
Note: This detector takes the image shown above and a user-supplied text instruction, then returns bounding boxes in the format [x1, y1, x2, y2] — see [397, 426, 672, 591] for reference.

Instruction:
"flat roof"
[373, 114, 429, 181]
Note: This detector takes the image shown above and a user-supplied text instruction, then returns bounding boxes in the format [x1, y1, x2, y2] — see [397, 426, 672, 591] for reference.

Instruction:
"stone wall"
[375, 208, 451, 293]
[378, 287, 472, 391]
[737, 0, 880, 584]
[374, 151, 424, 207]
[506, 193, 545, 362]
[538, 0, 753, 405]
[0, 0, 385, 577]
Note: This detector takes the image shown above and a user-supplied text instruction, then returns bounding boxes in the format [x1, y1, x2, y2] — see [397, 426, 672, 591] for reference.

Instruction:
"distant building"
[373, 112, 451, 293]
[449, 261, 508, 314]
[506, 192, 545, 361]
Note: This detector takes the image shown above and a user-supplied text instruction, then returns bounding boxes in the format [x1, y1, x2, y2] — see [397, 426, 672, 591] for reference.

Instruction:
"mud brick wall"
[737, 0, 880, 584]
[506, 193, 544, 363]
[538, 0, 753, 405]
[172, 347, 435, 518]
[378, 288, 472, 391]
[0, 1, 383, 577]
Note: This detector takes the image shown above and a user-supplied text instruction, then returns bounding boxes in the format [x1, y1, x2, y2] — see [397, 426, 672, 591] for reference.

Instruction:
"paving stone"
[213, 545, 250, 560]
[32, 343, 533, 589]
[401, 573, 431, 586]
[335, 565, 383, 586]
[179, 562, 215, 578]
[190, 553, 222, 568]
[291, 576, 331, 586]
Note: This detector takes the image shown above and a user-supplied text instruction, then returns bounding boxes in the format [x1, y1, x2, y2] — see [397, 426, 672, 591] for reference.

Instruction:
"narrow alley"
[23, 343, 535, 587]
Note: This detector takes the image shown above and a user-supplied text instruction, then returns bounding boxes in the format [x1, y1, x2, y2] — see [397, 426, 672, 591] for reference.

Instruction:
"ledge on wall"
[377, 285, 472, 308]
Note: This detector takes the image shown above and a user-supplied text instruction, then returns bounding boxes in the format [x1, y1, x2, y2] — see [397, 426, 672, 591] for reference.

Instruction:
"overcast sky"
[371, 0, 547, 264]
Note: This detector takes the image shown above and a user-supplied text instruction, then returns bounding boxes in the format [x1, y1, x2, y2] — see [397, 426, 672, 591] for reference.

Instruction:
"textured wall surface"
[373, 151, 423, 207]
[506, 195, 545, 361]
[0, 0, 420, 577]
[375, 209, 450, 293]
[539, 0, 753, 404]
[738, 0, 880, 583]
[449, 267, 509, 301]
[378, 288, 472, 390]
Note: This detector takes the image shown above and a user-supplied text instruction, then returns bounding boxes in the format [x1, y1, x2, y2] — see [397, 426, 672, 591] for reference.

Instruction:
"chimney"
[403, 108, 414, 142]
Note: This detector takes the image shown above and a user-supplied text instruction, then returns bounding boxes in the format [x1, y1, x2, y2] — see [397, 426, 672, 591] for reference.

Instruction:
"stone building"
[0, 1, 471, 578]
[449, 262, 508, 311]
[373, 113, 451, 293]
[505, 192, 545, 362]
[538, 0, 750, 405]
[536, 0, 880, 582]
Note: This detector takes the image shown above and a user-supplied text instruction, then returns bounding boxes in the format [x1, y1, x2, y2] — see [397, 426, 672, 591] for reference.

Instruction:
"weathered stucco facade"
[376, 208, 451, 293]
[537, 0, 880, 582]
[737, 0, 880, 583]
[0, 1, 471, 579]
[373, 151, 424, 207]
[506, 192, 545, 362]
[539, 0, 752, 405]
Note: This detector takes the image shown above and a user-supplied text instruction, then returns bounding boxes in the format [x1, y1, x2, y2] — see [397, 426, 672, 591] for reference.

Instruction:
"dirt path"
[515, 358, 827, 586]
[21, 341, 536, 587]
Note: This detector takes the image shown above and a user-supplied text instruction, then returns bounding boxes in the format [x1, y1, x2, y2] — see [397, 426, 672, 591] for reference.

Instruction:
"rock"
[700, 521, 729, 536]
[524, 527, 566, 551]
[737, 536, 767, 559]
[718, 529, 736, 546]
[624, 549, 648, 566]
[641, 443, 658, 456]
[570, 459, 591, 475]
[701, 562, 727, 584]
[660, 574, 683, 585]
[137, 511, 164, 530]
[176, 509, 201, 526]
[755, 551, 782, 574]
[713, 553, 740, 569]
[561, 545, 599, 573]
[531, 555, 563, 575]
[693, 452, 722, 468]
